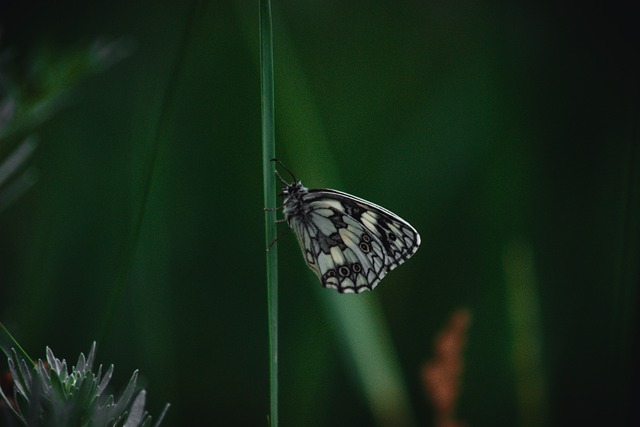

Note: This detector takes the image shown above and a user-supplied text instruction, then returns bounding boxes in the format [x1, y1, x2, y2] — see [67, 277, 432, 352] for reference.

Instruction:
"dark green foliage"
[0, 1, 638, 426]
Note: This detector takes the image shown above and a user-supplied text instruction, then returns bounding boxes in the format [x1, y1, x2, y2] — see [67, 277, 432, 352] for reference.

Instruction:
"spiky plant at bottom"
[0, 342, 168, 427]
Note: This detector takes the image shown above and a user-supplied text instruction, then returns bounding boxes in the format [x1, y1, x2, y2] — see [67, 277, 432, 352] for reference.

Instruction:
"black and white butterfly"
[272, 160, 421, 294]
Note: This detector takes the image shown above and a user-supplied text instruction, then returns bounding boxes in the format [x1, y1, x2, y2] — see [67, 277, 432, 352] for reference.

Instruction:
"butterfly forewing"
[285, 187, 420, 293]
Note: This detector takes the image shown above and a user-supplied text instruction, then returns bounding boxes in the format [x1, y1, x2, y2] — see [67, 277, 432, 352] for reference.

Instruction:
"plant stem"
[260, 0, 278, 425]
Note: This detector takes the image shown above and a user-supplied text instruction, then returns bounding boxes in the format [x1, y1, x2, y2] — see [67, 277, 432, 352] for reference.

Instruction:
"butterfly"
[271, 159, 421, 293]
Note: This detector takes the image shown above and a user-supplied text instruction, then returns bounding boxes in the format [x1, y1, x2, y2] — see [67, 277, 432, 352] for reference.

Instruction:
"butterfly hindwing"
[289, 189, 420, 293]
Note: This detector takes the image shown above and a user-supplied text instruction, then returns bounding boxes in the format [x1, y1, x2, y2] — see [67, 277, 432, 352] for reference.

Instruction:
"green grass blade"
[260, 0, 278, 426]
[98, 2, 200, 345]
[0, 321, 34, 365]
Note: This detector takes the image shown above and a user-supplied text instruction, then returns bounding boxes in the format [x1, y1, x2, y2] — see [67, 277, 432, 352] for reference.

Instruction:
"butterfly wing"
[289, 189, 421, 293]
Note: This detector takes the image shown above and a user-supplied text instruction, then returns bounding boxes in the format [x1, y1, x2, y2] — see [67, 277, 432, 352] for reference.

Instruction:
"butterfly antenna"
[275, 170, 289, 186]
[271, 158, 297, 182]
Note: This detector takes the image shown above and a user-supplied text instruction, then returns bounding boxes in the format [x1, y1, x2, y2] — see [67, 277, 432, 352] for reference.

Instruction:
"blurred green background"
[1, 0, 638, 426]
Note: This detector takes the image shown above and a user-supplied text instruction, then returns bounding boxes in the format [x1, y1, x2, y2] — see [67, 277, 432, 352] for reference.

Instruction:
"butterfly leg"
[264, 204, 284, 211]
[266, 228, 290, 252]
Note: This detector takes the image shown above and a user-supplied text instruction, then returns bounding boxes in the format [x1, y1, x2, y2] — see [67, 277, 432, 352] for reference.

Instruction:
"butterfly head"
[281, 180, 309, 223]
[281, 180, 307, 198]
[273, 159, 308, 199]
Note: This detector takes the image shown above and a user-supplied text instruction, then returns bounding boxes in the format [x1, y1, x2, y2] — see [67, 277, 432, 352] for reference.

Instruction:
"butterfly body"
[280, 177, 421, 294]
